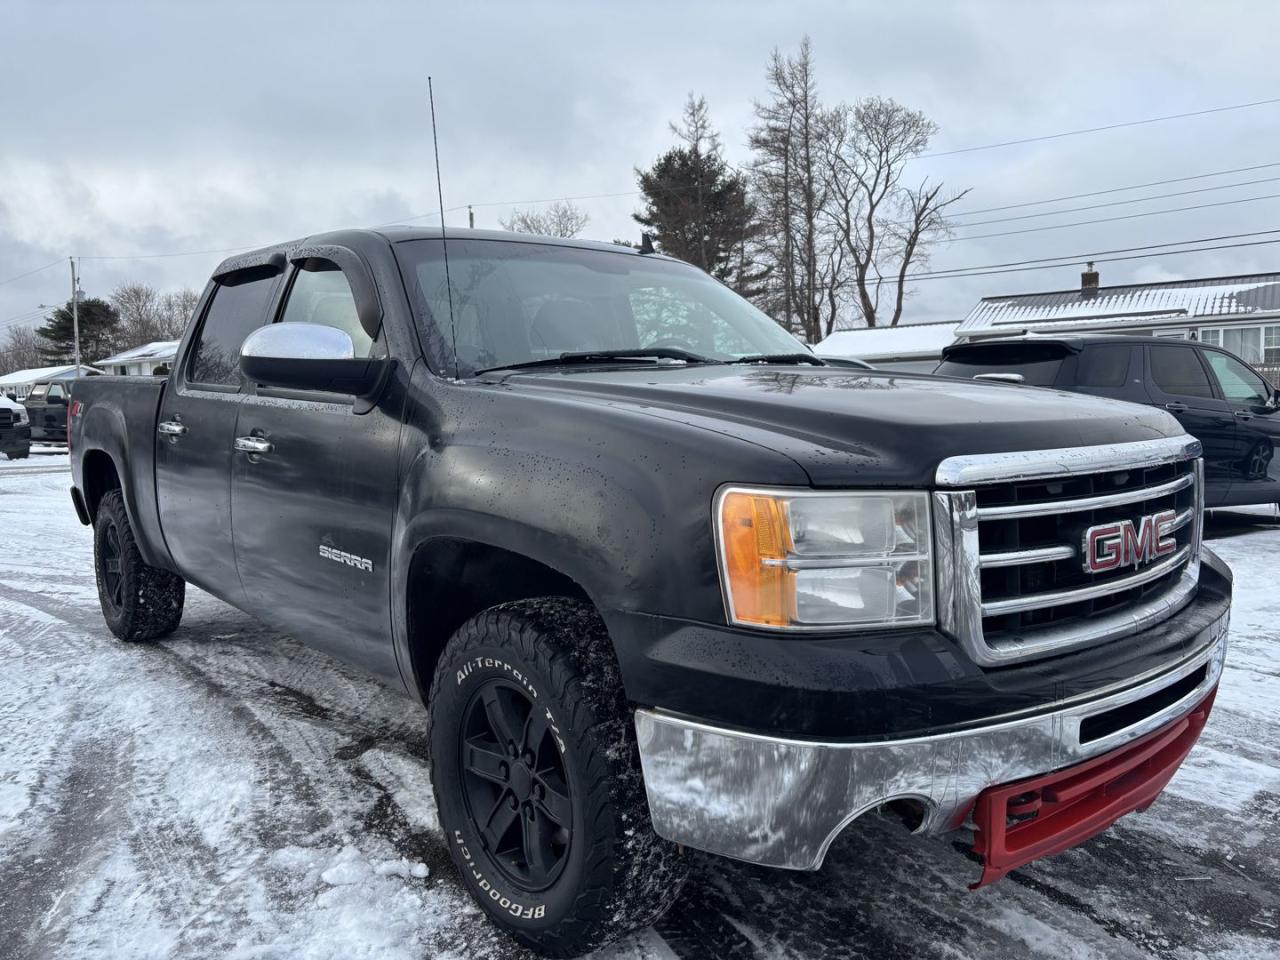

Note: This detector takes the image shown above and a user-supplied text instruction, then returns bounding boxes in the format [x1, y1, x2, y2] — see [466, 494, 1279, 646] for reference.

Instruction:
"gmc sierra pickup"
[69, 227, 1232, 957]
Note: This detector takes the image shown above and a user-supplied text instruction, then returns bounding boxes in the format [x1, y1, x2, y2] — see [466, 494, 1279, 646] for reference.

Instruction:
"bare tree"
[824, 97, 969, 330]
[159, 288, 199, 338]
[109, 283, 196, 351]
[500, 200, 590, 238]
[748, 38, 839, 343]
[0, 326, 43, 375]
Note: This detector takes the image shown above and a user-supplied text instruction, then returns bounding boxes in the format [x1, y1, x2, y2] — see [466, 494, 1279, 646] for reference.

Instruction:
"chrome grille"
[933, 437, 1204, 666]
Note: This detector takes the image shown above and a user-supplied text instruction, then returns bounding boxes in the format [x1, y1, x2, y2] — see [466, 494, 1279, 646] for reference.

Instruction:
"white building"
[816, 321, 963, 373]
[96, 340, 179, 377]
[0, 364, 103, 400]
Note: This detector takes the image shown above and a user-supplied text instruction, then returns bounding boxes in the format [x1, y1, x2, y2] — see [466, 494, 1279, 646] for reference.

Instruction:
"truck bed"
[70, 374, 171, 570]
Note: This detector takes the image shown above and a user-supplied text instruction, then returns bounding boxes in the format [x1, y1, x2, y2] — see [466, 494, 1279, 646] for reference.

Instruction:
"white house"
[957, 266, 1280, 383]
[0, 364, 103, 400]
[96, 340, 179, 377]
[816, 321, 962, 373]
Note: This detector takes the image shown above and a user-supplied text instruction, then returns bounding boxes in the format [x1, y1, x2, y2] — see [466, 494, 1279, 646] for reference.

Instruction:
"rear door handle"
[1234, 410, 1254, 421]
[234, 436, 274, 455]
[157, 420, 187, 437]
[1164, 402, 1188, 414]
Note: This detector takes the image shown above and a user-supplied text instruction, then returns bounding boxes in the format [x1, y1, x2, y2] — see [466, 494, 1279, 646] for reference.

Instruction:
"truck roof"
[213, 226, 676, 279]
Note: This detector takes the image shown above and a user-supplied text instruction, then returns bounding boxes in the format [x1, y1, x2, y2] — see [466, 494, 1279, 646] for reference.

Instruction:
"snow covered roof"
[817, 321, 963, 361]
[97, 340, 179, 365]
[958, 272, 1280, 337]
[0, 363, 103, 386]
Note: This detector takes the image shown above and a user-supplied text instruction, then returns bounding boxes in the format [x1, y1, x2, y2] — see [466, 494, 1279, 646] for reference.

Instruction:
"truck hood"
[498, 365, 1186, 487]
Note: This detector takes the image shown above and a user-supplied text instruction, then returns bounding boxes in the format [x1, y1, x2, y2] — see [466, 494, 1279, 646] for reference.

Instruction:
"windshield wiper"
[474, 347, 722, 376]
[728, 353, 826, 366]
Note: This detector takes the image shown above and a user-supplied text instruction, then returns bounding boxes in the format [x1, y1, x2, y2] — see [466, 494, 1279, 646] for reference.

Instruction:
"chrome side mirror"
[240, 322, 385, 395]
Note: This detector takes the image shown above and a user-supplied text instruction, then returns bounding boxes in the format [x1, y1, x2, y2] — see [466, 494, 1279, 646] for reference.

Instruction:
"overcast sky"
[3, 0, 1280, 339]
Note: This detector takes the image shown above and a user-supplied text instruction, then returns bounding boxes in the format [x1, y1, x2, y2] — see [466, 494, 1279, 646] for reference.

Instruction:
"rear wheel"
[427, 598, 687, 957]
[93, 489, 185, 641]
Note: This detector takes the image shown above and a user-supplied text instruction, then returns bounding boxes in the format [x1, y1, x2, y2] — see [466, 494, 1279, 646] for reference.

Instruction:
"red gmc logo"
[1082, 510, 1178, 574]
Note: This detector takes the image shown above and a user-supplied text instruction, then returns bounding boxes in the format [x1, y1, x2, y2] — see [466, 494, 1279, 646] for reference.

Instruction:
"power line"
[908, 237, 1280, 283]
[951, 174, 1280, 227]
[920, 97, 1280, 159]
[951, 160, 1280, 216]
[78, 243, 261, 261]
[0, 258, 65, 287]
[912, 228, 1280, 277]
[952, 192, 1280, 242]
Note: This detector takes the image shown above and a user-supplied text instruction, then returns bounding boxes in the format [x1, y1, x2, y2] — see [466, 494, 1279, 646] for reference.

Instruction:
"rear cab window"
[934, 342, 1069, 387]
[187, 268, 280, 389]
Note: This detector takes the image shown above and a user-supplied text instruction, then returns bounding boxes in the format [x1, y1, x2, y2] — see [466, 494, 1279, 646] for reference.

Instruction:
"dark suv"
[936, 334, 1280, 507]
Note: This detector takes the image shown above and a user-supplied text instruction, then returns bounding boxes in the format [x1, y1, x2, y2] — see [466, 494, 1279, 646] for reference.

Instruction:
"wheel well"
[81, 450, 122, 521]
[406, 538, 591, 698]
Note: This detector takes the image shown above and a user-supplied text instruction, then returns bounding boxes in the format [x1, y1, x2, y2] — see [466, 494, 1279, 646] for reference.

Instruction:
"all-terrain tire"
[93, 489, 185, 641]
[427, 598, 688, 957]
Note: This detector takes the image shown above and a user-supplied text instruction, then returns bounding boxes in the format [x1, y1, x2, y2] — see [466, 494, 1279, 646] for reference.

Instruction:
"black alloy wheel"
[459, 678, 573, 891]
[100, 518, 126, 611]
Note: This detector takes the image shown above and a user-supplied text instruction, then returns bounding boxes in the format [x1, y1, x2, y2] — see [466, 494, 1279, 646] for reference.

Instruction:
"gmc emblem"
[1082, 510, 1178, 574]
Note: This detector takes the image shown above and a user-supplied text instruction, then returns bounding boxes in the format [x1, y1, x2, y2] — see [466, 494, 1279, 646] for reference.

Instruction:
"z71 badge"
[319, 544, 373, 572]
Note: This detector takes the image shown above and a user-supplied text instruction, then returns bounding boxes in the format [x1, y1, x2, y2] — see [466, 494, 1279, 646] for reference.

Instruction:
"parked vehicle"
[23, 380, 72, 443]
[936, 334, 1280, 508]
[69, 228, 1231, 956]
[0, 394, 31, 459]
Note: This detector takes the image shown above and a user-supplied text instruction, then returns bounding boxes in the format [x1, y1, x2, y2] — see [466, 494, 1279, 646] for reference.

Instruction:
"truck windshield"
[394, 238, 807, 377]
[934, 343, 1070, 387]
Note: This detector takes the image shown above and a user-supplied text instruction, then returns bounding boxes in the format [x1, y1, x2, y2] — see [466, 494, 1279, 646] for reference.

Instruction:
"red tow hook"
[968, 686, 1217, 889]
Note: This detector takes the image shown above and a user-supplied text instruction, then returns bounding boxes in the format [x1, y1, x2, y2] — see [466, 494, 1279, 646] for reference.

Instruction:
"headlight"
[715, 487, 933, 630]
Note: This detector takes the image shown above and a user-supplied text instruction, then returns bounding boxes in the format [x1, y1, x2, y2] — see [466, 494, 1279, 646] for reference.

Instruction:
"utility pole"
[468, 205, 474, 228]
[69, 257, 82, 376]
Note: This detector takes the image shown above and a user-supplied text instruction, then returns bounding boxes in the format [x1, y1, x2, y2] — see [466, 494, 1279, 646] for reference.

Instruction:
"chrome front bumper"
[634, 611, 1228, 871]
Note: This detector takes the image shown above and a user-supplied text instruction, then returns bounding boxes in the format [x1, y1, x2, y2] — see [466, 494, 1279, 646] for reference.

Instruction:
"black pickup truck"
[69, 228, 1232, 957]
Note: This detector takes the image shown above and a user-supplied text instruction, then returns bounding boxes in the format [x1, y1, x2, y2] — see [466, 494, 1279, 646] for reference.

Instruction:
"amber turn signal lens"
[719, 491, 795, 626]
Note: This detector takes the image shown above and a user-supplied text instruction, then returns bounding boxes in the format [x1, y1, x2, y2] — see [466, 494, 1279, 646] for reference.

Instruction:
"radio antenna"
[428, 76, 459, 379]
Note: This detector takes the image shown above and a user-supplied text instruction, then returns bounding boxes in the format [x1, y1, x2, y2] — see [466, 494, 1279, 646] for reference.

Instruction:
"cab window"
[279, 260, 375, 358]
[1206, 351, 1271, 406]
[189, 269, 279, 388]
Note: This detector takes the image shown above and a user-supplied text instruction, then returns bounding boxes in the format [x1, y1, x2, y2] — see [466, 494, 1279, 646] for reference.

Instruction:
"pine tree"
[634, 95, 769, 298]
[35, 298, 120, 365]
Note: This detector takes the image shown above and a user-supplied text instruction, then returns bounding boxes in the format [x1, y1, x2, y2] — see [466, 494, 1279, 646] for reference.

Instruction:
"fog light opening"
[879, 798, 929, 834]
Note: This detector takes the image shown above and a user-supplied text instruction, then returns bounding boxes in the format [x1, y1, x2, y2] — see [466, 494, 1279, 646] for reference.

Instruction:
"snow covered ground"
[1, 456, 1277, 960]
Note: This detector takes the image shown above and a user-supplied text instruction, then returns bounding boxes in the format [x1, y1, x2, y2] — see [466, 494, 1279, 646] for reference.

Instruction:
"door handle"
[1164, 402, 1187, 414]
[157, 420, 187, 437]
[234, 436, 274, 455]
[1234, 410, 1254, 421]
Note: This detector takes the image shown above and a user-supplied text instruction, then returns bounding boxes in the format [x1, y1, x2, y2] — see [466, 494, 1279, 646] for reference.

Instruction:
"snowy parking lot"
[1, 454, 1278, 960]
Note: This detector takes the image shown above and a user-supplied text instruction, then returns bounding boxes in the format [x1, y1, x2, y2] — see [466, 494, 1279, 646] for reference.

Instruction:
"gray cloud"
[3, 0, 1279, 332]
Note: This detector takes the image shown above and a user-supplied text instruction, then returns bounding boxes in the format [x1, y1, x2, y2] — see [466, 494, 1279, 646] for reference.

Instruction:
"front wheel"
[93, 489, 185, 641]
[427, 598, 687, 957]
